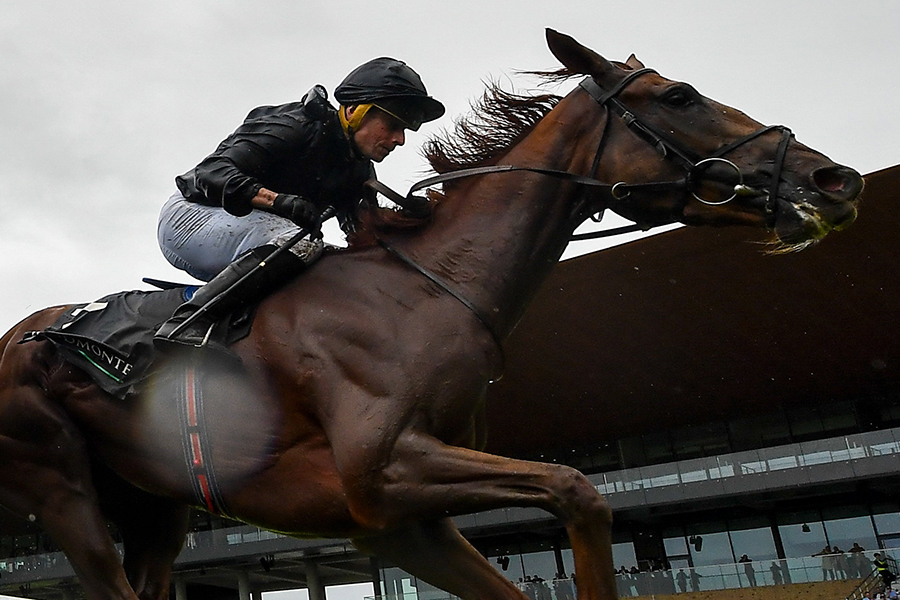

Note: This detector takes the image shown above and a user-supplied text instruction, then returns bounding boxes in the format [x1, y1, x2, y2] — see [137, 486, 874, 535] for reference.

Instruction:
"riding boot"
[154, 244, 307, 350]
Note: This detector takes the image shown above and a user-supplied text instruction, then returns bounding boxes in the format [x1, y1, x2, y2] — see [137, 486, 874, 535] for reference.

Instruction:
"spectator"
[874, 553, 896, 590]
[689, 568, 703, 592]
[770, 562, 784, 585]
[738, 554, 757, 587]
[834, 546, 850, 579]
[815, 545, 836, 580]
[675, 569, 688, 593]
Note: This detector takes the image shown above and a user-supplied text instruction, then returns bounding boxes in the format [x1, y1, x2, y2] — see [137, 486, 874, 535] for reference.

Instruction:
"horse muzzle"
[770, 164, 864, 250]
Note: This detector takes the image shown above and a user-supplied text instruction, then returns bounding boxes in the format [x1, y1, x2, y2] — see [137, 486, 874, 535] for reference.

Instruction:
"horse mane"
[348, 70, 577, 249]
[423, 78, 566, 174]
[345, 203, 434, 248]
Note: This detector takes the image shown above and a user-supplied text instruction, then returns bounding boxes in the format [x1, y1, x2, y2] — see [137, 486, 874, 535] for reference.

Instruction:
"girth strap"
[178, 360, 231, 517]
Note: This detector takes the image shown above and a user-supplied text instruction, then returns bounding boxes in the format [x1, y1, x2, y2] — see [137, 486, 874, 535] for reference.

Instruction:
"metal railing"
[592, 427, 900, 499]
[846, 555, 898, 600]
[0, 523, 352, 587]
[614, 555, 874, 597]
[370, 551, 895, 600]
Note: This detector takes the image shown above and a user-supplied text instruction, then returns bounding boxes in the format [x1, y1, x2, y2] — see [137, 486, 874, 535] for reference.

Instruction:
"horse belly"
[225, 438, 360, 537]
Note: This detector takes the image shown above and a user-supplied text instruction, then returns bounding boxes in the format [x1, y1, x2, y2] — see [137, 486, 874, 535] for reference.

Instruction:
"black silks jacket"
[175, 86, 375, 233]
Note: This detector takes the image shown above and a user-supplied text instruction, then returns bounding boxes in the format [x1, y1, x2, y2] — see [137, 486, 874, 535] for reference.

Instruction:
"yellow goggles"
[340, 101, 422, 135]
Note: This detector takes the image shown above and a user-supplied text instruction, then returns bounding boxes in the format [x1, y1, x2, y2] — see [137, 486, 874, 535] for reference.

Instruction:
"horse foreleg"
[338, 431, 616, 600]
[119, 499, 189, 600]
[354, 518, 527, 600]
[96, 463, 190, 600]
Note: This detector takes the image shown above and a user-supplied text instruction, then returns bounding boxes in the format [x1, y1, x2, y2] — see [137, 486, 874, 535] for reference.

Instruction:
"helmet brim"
[374, 95, 445, 131]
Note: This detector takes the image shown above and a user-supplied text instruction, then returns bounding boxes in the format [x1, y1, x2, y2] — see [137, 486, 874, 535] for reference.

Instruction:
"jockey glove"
[400, 195, 431, 219]
[272, 194, 319, 228]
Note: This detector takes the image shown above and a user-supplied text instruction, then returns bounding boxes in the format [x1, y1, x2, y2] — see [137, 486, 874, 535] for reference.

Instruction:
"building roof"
[485, 165, 900, 457]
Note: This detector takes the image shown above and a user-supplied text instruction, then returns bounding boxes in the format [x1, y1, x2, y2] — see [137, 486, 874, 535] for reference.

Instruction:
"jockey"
[155, 57, 445, 348]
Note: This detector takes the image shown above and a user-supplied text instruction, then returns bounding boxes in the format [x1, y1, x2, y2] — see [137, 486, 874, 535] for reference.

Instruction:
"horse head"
[546, 29, 864, 251]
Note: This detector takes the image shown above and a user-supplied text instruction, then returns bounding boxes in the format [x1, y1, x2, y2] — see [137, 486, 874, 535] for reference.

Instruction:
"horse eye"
[663, 88, 694, 108]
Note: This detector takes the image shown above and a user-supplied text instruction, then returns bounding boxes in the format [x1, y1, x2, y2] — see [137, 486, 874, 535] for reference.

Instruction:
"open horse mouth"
[770, 165, 863, 252]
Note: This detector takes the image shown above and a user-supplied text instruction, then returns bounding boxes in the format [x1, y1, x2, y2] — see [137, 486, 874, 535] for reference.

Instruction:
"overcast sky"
[1, 0, 898, 336]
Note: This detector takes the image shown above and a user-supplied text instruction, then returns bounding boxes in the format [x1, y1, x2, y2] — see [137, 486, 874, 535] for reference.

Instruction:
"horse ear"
[625, 54, 645, 70]
[545, 29, 616, 78]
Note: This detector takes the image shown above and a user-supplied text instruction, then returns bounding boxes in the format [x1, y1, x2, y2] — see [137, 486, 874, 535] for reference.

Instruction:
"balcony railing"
[591, 427, 900, 502]
[0, 524, 351, 588]
[369, 551, 894, 600]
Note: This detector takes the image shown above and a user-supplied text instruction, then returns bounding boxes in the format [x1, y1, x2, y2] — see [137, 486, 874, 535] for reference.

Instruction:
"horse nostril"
[812, 166, 863, 201]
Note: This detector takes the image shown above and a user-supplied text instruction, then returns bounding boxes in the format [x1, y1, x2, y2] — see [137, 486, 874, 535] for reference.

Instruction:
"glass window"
[730, 527, 778, 562]
[778, 521, 827, 559]
[482, 540, 528, 581]
[264, 589, 310, 600]
[521, 549, 559, 581]
[379, 567, 415, 600]
[664, 535, 689, 558]
[688, 531, 734, 567]
[560, 548, 575, 579]
[874, 511, 900, 536]
[823, 516, 877, 553]
[491, 552, 525, 584]
[612, 542, 638, 572]
[327, 583, 373, 600]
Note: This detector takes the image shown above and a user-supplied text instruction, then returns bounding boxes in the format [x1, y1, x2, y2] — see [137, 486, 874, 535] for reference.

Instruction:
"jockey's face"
[348, 106, 406, 162]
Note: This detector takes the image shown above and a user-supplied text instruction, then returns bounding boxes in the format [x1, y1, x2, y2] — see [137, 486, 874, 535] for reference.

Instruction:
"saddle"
[19, 286, 255, 400]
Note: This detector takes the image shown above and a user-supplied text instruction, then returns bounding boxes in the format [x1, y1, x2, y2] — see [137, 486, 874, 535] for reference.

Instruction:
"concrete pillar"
[238, 570, 252, 600]
[174, 575, 188, 600]
[305, 560, 326, 600]
[252, 590, 264, 600]
[370, 557, 383, 600]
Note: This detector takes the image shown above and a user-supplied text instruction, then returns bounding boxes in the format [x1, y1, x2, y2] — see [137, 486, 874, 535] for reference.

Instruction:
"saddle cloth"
[19, 287, 254, 399]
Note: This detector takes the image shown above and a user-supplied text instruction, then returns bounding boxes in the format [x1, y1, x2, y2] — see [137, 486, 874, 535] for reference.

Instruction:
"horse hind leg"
[336, 430, 616, 600]
[0, 378, 139, 600]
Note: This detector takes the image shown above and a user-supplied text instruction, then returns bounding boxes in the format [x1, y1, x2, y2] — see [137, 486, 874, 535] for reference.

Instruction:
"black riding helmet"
[335, 57, 445, 131]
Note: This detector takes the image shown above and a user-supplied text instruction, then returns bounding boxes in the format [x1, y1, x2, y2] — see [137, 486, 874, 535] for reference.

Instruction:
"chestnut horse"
[0, 30, 862, 600]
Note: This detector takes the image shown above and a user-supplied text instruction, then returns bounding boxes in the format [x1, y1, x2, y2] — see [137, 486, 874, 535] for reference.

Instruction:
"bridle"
[372, 68, 795, 376]
[371, 67, 795, 235]
[578, 67, 793, 226]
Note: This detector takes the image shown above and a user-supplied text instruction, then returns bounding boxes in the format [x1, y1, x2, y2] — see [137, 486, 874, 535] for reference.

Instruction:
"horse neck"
[403, 92, 602, 337]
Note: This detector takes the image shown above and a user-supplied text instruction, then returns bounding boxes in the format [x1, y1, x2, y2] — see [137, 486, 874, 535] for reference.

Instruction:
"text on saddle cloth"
[18, 287, 255, 400]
